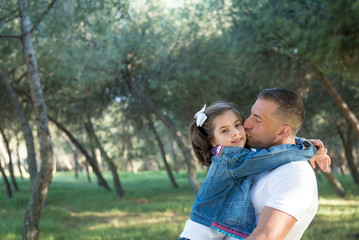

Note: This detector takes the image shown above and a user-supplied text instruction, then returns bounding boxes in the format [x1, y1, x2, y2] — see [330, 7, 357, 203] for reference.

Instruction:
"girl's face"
[211, 110, 246, 148]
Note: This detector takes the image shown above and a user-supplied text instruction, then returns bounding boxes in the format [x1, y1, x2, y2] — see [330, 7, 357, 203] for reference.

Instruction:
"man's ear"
[274, 125, 291, 142]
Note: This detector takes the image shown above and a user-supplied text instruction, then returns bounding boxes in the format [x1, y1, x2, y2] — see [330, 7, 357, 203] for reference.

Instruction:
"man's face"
[244, 98, 282, 149]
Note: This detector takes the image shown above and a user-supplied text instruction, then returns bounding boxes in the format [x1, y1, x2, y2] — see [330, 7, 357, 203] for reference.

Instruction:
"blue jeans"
[177, 238, 190, 240]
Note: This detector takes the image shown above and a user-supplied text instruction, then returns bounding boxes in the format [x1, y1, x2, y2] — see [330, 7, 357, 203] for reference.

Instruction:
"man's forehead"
[251, 99, 278, 116]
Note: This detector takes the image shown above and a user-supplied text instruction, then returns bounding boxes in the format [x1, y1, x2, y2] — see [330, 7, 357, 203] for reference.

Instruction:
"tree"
[230, 0, 359, 138]
[122, 64, 201, 193]
[17, 0, 57, 238]
[312, 66, 359, 139]
[0, 128, 19, 191]
[48, 115, 111, 191]
[0, 157, 12, 198]
[84, 111, 125, 197]
[337, 122, 359, 186]
[108, 0, 253, 192]
[0, 72, 37, 186]
[148, 119, 178, 188]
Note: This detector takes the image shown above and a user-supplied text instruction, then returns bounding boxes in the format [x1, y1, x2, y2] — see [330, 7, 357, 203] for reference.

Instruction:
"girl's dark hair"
[189, 101, 244, 167]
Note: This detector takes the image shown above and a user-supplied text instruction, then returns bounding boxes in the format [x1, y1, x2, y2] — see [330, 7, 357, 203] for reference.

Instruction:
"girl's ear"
[211, 138, 217, 147]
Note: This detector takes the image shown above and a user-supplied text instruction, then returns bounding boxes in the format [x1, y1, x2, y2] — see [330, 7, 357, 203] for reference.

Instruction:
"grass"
[0, 171, 358, 240]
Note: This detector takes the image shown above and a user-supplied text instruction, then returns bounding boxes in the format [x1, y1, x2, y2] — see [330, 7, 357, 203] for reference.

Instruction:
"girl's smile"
[232, 137, 244, 144]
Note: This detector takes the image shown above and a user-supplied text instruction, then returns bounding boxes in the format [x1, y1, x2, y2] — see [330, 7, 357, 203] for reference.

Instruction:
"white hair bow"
[194, 104, 208, 127]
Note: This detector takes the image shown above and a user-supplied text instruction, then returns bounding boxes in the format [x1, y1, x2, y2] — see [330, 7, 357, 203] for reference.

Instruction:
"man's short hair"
[257, 88, 305, 135]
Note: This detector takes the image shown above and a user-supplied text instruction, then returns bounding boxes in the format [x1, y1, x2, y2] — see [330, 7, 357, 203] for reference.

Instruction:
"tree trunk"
[61, 132, 79, 178]
[334, 147, 349, 175]
[84, 114, 125, 197]
[0, 129, 19, 191]
[84, 120, 99, 169]
[74, 149, 79, 178]
[85, 161, 91, 182]
[152, 105, 200, 193]
[336, 123, 359, 186]
[84, 121, 100, 184]
[47, 115, 110, 190]
[169, 135, 179, 174]
[148, 120, 178, 188]
[322, 168, 346, 198]
[0, 72, 37, 185]
[0, 159, 12, 198]
[19, 0, 55, 238]
[123, 65, 200, 193]
[312, 65, 359, 139]
[16, 134, 24, 179]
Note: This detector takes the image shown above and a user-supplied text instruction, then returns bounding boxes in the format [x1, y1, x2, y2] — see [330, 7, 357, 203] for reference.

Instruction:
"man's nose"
[243, 118, 251, 130]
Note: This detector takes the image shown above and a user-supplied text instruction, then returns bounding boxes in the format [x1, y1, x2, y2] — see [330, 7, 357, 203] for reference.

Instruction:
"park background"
[0, 0, 359, 239]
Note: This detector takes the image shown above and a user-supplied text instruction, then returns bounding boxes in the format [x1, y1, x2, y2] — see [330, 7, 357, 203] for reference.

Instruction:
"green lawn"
[0, 171, 358, 240]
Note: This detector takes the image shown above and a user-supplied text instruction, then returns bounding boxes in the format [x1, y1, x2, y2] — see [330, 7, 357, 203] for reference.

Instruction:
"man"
[244, 88, 330, 240]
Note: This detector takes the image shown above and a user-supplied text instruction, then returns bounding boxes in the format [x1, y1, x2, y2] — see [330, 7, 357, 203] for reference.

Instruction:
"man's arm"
[246, 206, 296, 240]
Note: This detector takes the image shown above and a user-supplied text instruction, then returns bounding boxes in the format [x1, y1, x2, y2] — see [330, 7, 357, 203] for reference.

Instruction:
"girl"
[178, 101, 319, 240]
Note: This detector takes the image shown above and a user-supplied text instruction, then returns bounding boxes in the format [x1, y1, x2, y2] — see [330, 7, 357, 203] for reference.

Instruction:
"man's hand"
[308, 139, 331, 172]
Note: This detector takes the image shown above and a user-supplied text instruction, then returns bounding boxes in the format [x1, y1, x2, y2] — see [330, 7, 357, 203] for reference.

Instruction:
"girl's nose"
[233, 129, 241, 137]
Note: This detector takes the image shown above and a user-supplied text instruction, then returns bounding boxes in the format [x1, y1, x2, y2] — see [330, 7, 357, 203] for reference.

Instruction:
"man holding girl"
[178, 88, 330, 240]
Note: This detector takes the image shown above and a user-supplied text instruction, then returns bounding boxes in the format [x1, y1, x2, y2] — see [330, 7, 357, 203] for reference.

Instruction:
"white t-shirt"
[179, 219, 239, 240]
[250, 161, 318, 240]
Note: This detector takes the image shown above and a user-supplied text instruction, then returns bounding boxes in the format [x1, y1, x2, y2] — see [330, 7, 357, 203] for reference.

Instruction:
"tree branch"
[29, 0, 58, 34]
[0, 34, 21, 39]
[0, 11, 19, 23]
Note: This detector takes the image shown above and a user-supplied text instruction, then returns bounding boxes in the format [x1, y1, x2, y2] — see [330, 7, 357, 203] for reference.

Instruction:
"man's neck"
[274, 136, 296, 146]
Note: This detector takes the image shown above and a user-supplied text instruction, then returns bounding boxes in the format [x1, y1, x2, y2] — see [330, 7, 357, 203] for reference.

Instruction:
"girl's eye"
[235, 122, 242, 128]
[221, 129, 228, 133]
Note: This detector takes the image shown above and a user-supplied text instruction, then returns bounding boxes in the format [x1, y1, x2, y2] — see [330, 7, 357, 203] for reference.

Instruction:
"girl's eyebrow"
[217, 125, 228, 131]
[218, 119, 241, 132]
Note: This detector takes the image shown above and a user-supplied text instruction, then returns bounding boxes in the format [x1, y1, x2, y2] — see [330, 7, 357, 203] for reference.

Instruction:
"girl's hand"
[309, 153, 331, 172]
[308, 139, 331, 172]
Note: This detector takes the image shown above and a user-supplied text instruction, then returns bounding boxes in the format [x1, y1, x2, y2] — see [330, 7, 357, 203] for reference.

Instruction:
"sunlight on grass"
[1, 172, 358, 240]
[319, 198, 359, 205]
[1, 233, 19, 240]
[81, 210, 182, 231]
[60, 207, 188, 239]
[302, 186, 359, 240]
[318, 198, 359, 217]
[318, 199, 359, 218]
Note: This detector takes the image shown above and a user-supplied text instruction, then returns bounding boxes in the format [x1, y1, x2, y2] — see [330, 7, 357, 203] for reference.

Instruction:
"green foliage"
[0, 0, 358, 173]
[0, 172, 358, 239]
[229, 0, 359, 159]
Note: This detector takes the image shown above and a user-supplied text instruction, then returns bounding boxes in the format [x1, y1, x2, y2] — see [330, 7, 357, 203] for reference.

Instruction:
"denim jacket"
[190, 141, 317, 239]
